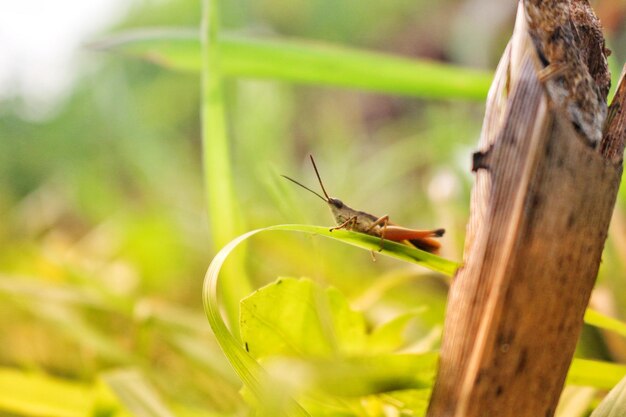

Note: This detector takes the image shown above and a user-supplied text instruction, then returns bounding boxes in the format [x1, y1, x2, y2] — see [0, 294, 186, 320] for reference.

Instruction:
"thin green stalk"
[201, 0, 252, 328]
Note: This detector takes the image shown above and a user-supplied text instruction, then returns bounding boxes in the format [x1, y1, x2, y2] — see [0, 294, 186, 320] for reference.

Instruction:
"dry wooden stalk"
[426, 1, 626, 416]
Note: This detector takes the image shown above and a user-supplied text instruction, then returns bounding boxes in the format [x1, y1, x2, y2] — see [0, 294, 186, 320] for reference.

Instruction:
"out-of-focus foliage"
[1, 0, 626, 415]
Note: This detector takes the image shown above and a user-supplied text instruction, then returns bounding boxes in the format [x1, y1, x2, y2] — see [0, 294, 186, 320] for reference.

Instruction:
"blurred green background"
[1, 0, 625, 415]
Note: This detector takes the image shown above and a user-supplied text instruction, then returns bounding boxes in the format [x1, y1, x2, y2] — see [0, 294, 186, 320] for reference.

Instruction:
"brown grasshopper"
[282, 155, 445, 254]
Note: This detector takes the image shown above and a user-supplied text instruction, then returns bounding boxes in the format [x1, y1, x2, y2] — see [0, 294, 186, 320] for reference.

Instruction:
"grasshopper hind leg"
[408, 236, 442, 254]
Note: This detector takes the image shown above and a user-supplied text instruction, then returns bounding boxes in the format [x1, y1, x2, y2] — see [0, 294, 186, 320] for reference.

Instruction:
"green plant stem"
[201, 0, 252, 328]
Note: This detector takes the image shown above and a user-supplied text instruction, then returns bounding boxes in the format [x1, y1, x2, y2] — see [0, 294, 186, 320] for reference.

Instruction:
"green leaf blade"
[265, 224, 458, 276]
[567, 359, 626, 390]
[0, 368, 93, 417]
[92, 29, 492, 99]
[584, 309, 626, 338]
[220, 35, 492, 99]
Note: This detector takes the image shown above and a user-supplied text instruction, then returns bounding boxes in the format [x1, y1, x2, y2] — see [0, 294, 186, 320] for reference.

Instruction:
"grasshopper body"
[282, 156, 445, 254]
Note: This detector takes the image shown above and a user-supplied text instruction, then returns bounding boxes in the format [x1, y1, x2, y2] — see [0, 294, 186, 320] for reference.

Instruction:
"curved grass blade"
[265, 224, 459, 275]
[90, 28, 492, 99]
[202, 224, 458, 415]
[203, 229, 310, 417]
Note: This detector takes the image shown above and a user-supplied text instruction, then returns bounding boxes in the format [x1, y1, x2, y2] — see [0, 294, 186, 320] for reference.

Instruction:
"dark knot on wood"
[472, 148, 493, 172]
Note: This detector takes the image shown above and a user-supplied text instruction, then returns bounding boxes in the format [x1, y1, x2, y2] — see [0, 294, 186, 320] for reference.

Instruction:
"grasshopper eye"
[330, 198, 344, 209]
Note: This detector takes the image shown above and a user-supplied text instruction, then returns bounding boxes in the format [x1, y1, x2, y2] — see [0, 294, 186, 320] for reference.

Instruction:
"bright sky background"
[0, 0, 130, 119]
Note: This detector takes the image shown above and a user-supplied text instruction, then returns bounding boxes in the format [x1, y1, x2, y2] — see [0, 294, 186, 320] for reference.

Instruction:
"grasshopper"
[282, 155, 445, 254]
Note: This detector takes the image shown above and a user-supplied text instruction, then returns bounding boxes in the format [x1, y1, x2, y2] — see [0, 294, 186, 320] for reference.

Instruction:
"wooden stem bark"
[427, 1, 626, 416]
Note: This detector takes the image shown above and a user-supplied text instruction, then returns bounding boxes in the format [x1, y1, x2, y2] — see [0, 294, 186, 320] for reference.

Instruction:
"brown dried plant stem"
[427, 1, 626, 416]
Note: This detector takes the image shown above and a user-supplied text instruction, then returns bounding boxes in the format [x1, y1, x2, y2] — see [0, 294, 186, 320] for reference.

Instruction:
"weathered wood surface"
[426, 1, 626, 416]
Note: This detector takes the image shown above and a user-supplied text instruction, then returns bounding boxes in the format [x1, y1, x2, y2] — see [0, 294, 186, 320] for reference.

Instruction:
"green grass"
[91, 29, 493, 99]
[200, 0, 252, 327]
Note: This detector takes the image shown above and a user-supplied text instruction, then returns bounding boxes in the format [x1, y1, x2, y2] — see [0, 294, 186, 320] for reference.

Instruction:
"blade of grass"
[201, 0, 251, 327]
[203, 229, 311, 416]
[91, 28, 493, 99]
[0, 368, 93, 417]
[584, 309, 626, 338]
[268, 224, 459, 275]
[567, 359, 626, 390]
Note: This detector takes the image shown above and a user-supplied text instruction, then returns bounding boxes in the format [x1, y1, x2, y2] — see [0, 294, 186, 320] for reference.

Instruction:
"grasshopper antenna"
[281, 175, 328, 202]
[309, 155, 331, 200]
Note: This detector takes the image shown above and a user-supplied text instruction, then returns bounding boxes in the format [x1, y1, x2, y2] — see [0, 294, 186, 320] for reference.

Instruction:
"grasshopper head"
[328, 198, 353, 224]
[328, 198, 344, 209]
